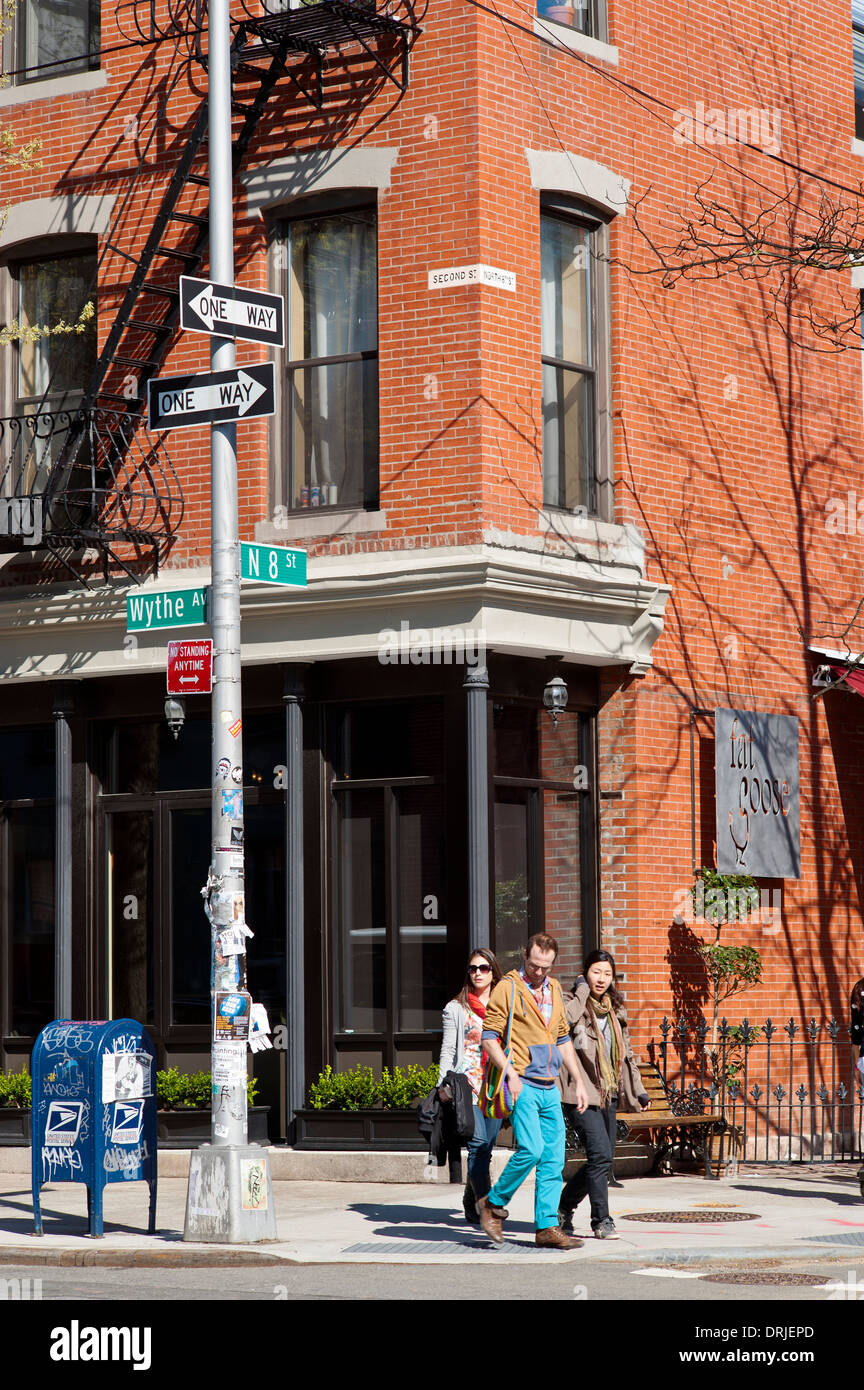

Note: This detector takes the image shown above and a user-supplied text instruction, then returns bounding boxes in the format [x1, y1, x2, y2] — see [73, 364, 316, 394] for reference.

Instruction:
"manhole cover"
[622, 1211, 760, 1224]
[699, 1272, 830, 1287]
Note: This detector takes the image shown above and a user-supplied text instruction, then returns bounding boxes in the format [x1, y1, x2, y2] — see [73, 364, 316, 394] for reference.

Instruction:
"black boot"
[463, 1180, 480, 1225]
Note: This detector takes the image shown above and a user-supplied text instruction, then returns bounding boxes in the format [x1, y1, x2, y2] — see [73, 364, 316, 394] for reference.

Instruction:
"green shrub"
[307, 1062, 438, 1111]
[307, 1064, 378, 1111]
[0, 1071, 31, 1109]
[378, 1064, 438, 1109]
[156, 1068, 258, 1110]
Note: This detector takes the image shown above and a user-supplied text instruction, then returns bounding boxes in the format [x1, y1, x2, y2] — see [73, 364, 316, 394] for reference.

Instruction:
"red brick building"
[1, 0, 862, 1141]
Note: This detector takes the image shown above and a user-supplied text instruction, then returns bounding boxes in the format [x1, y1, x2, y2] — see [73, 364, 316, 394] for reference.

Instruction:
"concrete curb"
[0, 1245, 293, 1268]
[601, 1244, 864, 1265]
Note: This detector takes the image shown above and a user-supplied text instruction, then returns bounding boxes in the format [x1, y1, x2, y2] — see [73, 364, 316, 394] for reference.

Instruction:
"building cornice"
[0, 540, 669, 682]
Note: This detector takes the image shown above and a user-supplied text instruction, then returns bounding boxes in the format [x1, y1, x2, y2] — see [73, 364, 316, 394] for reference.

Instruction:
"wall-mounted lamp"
[542, 675, 568, 726]
[164, 696, 186, 740]
[811, 665, 834, 690]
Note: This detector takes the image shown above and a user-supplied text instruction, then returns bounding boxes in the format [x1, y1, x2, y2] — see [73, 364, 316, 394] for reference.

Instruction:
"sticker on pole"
[167, 638, 213, 695]
[214, 990, 252, 1042]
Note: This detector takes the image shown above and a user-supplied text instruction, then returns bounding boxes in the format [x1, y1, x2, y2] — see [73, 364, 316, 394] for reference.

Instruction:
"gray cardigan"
[436, 999, 468, 1085]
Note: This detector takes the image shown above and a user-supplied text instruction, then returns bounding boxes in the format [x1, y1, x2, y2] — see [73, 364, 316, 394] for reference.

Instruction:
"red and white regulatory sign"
[167, 638, 213, 695]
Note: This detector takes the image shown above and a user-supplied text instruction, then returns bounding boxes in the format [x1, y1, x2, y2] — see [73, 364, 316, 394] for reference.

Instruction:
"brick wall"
[4, 0, 864, 1045]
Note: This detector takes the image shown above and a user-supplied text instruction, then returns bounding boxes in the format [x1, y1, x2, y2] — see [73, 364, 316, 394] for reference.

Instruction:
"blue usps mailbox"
[31, 1019, 157, 1238]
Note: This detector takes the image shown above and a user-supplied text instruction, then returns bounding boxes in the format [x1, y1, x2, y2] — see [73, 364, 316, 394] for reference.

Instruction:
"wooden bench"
[564, 1063, 734, 1179]
[616, 1063, 732, 1178]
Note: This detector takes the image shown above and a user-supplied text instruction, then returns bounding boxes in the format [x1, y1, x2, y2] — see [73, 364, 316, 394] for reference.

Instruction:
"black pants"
[560, 1101, 617, 1227]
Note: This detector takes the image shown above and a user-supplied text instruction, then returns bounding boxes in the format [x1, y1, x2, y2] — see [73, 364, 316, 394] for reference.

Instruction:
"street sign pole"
[183, 0, 276, 1243]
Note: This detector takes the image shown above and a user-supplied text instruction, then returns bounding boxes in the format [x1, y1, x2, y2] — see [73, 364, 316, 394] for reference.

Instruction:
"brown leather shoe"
[535, 1225, 584, 1250]
[478, 1195, 506, 1245]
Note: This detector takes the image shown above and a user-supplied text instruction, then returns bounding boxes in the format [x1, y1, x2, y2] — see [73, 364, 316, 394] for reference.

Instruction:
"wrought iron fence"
[654, 1016, 864, 1163]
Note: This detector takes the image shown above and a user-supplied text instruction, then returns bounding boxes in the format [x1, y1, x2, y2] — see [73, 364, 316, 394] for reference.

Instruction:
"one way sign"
[148, 362, 275, 430]
[180, 275, 285, 347]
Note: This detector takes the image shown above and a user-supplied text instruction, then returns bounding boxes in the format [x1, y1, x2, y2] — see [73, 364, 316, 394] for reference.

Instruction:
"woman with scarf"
[557, 949, 650, 1239]
[437, 947, 504, 1224]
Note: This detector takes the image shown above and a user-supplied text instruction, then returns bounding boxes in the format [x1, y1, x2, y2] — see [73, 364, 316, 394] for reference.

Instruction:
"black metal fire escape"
[0, 0, 422, 581]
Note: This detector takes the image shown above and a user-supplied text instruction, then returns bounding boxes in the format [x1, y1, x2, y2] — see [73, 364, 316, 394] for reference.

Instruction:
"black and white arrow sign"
[148, 362, 276, 430]
[180, 275, 285, 347]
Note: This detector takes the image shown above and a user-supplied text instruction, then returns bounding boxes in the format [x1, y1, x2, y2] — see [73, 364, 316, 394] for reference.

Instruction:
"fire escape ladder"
[14, 1, 424, 577]
[79, 31, 294, 421]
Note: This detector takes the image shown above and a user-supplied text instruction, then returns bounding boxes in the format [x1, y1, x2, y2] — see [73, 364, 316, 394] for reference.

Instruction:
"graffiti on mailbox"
[42, 1145, 84, 1178]
[40, 1024, 97, 1055]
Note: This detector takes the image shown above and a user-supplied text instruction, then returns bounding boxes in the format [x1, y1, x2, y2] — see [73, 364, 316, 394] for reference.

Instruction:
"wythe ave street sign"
[147, 363, 275, 430]
[180, 276, 285, 347]
[126, 586, 209, 632]
[240, 541, 307, 587]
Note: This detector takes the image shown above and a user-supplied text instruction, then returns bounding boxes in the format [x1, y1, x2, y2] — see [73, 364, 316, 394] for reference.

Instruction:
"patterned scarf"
[467, 992, 487, 1019]
[588, 993, 624, 1104]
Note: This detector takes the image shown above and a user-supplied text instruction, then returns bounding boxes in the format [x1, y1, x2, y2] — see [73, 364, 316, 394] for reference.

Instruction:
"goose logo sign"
[715, 709, 800, 879]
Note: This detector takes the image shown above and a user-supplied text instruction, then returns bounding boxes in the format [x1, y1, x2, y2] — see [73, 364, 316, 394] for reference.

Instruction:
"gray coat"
[558, 979, 647, 1110]
[437, 999, 468, 1085]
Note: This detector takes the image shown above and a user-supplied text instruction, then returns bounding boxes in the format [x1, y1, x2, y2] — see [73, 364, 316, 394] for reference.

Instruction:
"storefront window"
[331, 701, 446, 1065]
[492, 702, 595, 976]
[10, 808, 55, 1036]
[0, 727, 55, 1040]
[108, 809, 154, 1024]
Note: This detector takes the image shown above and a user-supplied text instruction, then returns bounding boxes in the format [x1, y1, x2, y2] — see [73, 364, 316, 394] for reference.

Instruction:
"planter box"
[294, 1107, 427, 1151]
[157, 1106, 271, 1149]
[0, 1108, 31, 1146]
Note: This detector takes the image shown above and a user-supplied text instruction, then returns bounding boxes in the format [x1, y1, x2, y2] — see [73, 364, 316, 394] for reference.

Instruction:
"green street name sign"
[126, 586, 210, 632]
[240, 541, 307, 587]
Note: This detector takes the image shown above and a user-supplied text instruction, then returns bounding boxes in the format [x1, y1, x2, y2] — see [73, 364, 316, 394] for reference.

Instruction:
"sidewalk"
[1, 1161, 863, 1267]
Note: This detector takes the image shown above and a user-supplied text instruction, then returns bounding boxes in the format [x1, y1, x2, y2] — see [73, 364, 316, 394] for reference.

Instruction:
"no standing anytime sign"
[167, 638, 213, 695]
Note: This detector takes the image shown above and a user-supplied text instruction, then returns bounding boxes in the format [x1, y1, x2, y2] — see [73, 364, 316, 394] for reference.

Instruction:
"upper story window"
[536, 0, 600, 37]
[274, 199, 378, 512]
[854, 2, 864, 139]
[1, 245, 96, 496]
[16, 0, 100, 82]
[12, 249, 96, 413]
[541, 205, 608, 513]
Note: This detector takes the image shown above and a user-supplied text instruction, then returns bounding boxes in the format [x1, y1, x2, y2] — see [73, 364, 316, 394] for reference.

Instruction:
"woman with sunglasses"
[437, 948, 504, 1224]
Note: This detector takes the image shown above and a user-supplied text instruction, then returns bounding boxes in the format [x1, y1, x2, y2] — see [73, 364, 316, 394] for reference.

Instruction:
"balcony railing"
[0, 407, 184, 567]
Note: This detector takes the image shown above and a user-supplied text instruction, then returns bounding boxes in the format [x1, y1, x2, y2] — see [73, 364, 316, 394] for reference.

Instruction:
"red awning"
[832, 663, 864, 696]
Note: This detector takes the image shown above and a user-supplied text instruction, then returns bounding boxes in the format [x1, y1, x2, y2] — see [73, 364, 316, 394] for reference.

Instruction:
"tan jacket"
[558, 979, 647, 1110]
[482, 970, 570, 1083]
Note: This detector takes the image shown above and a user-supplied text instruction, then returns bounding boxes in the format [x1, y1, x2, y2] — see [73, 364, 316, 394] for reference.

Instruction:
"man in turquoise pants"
[479, 934, 589, 1249]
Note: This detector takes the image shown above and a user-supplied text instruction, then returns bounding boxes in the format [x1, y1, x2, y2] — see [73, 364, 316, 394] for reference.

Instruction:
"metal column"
[284, 669, 304, 1142]
[464, 665, 490, 951]
[53, 686, 74, 1018]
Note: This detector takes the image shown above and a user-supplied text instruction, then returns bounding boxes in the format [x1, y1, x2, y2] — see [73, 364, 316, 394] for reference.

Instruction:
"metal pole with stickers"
[181, 0, 277, 1243]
